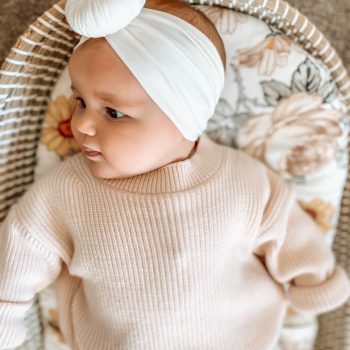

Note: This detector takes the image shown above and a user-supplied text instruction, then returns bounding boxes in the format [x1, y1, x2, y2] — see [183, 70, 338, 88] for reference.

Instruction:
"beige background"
[0, 0, 350, 72]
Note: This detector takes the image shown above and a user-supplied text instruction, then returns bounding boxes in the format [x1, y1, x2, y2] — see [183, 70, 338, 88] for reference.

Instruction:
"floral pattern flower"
[237, 34, 292, 76]
[236, 93, 343, 177]
[40, 95, 81, 157]
[194, 5, 248, 35]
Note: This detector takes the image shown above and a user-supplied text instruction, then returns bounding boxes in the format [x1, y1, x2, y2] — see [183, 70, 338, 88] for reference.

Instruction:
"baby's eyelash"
[105, 107, 126, 120]
[74, 97, 86, 109]
[73, 97, 126, 120]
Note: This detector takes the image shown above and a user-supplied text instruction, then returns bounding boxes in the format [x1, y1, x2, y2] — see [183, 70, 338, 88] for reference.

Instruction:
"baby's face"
[68, 38, 195, 179]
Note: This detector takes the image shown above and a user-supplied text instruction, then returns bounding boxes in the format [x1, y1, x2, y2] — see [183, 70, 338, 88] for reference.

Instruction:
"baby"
[0, 0, 350, 349]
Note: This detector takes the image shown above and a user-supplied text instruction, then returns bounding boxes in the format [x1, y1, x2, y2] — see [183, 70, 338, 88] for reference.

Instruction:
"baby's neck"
[166, 138, 199, 166]
[185, 139, 199, 160]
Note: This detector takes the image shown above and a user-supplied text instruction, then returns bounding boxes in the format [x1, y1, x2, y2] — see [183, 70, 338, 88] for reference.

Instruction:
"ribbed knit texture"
[0, 133, 349, 350]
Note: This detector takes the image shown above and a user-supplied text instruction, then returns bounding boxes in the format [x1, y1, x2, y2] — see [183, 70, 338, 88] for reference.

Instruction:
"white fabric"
[67, 5, 225, 141]
[65, 0, 146, 37]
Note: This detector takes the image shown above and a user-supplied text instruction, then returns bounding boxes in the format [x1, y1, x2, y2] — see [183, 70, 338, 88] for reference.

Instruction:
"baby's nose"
[75, 112, 97, 136]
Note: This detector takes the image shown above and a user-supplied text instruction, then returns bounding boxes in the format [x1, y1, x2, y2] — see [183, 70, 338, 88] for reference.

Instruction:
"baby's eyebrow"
[70, 84, 126, 106]
[96, 91, 123, 104]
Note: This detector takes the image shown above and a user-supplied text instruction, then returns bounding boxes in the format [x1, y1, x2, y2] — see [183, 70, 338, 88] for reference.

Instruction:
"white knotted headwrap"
[65, 0, 225, 141]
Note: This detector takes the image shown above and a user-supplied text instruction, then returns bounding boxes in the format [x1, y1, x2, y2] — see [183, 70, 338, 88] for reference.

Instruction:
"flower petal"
[46, 133, 65, 151]
[56, 95, 70, 119]
[47, 100, 63, 123]
[272, 93, 322, 122]
[40, 128, 59, 145]
[258, 49, 275, 76]
[55, 139, 71, 157]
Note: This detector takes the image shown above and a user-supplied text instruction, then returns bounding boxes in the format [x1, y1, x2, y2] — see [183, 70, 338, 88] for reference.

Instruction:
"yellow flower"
[298, 198, 336, 233]
[49, 308, 67, 343]
[40, 95, 81, 157]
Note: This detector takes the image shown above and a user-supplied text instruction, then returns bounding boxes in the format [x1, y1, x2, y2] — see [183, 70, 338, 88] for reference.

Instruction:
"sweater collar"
[73, 133, 225, 194]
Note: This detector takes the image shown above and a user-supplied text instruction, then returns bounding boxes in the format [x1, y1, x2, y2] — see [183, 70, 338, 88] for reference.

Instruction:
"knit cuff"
[288, 265, 350, 314]
[0, 301, 29, 348]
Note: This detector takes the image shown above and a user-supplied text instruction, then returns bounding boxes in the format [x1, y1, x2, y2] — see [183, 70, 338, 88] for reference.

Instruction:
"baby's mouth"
[83, 146, 102, 158]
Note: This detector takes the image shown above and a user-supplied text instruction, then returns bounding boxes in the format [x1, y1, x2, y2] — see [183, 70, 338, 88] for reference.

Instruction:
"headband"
[66, 0, 225, 141]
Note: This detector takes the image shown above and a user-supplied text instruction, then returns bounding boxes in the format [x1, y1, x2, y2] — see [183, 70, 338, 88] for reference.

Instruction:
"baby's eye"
[74, 97, 86, 109]
[73, 97, 125, 120]
[106, 107, 125, 120]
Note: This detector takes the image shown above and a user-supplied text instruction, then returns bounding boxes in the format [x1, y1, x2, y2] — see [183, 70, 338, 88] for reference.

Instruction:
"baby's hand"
[253, 166, 350, 315]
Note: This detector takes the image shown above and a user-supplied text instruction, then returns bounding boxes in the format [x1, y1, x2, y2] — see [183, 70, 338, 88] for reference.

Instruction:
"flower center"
[266, 39, 275, 50]
[58, 119, 73, 138]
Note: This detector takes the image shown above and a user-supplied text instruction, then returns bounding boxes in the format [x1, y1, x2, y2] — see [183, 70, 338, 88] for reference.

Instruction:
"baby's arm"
[0, 174, 67, 349]
[253, 167, 350, 314]
[0, 205, 62, 348]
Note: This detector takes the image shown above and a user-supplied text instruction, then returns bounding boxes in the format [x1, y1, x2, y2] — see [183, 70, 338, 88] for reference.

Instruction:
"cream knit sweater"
[0, 133, 349, 350]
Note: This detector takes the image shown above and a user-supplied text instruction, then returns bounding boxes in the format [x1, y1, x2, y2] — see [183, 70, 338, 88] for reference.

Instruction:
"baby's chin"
[86, 160, 137, 180]
[86, 161, 118, 179]
[85, 154, 171, 179]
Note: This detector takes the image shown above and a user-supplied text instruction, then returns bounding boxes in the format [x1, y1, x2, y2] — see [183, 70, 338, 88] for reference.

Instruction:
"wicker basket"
[1, 0, 349, 348]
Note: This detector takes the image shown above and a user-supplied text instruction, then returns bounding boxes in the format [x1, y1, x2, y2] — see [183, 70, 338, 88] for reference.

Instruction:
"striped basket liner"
[0, 0, 349, 349]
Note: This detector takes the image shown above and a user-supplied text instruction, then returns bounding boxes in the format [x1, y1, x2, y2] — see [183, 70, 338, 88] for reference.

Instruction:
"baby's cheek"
[70, 115, 80, 140]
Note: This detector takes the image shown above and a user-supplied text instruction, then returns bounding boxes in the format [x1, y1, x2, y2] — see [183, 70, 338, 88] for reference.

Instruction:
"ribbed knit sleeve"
[253, 167, 350, 315]
[0, 204, 62, 348]
[0, 163, 74, 349]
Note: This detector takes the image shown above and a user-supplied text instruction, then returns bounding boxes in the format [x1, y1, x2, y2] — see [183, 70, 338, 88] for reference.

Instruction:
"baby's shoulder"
[27, 153, 83, 196]
[224, 147, 270, 184]
[223, 147, 293, 207]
